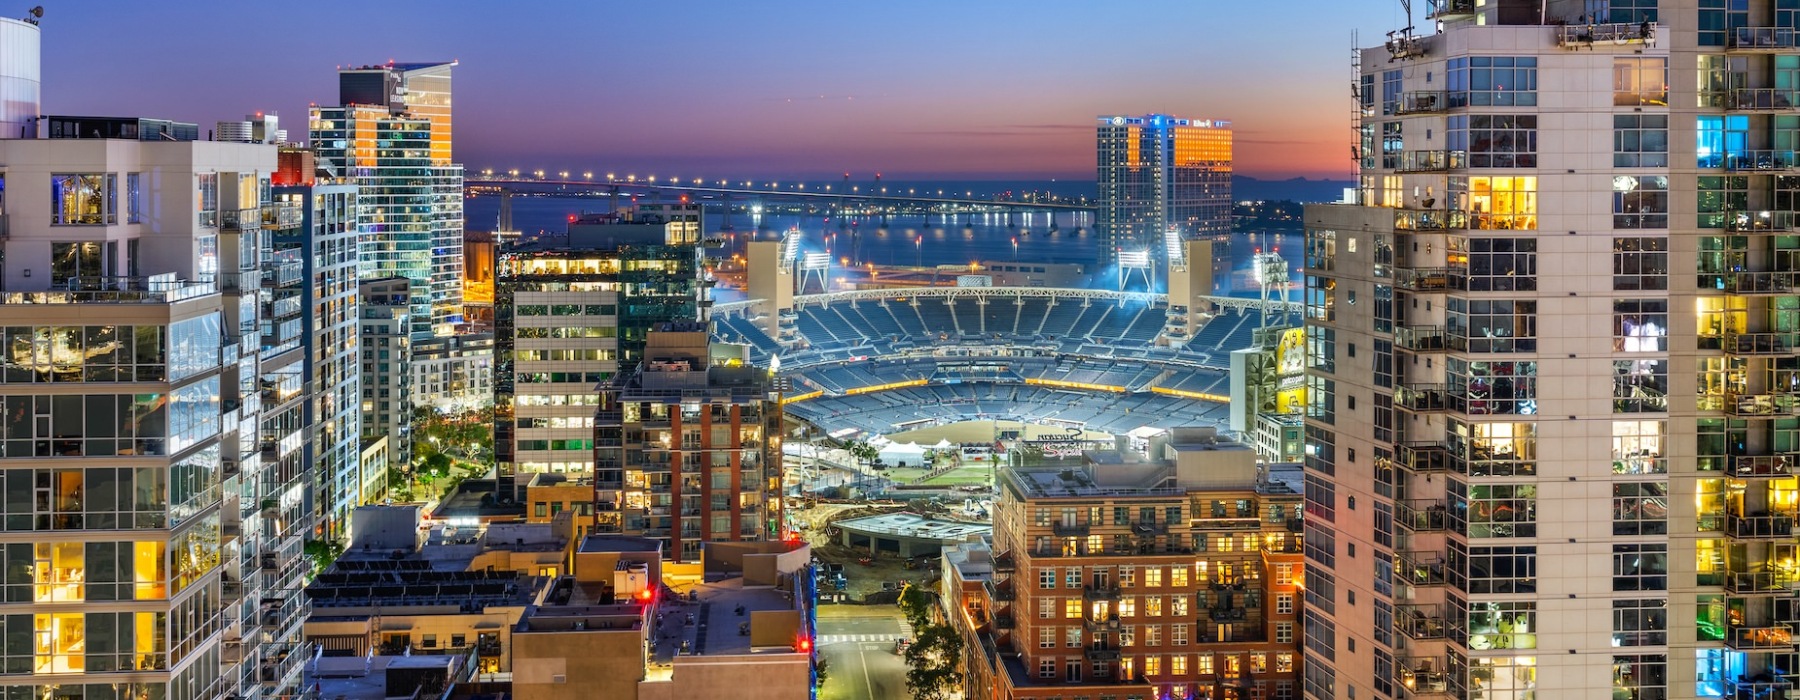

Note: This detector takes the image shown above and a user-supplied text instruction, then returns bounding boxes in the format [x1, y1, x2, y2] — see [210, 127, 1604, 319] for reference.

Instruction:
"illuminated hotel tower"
[312, 61, 464, 339]
[1301, 0, 1800, 698]
[1096, 114, 1232, 282]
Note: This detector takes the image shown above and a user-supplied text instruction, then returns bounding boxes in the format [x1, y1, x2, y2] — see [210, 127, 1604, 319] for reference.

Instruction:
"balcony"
[1731, 454, 1796, 479]
[1083, 645, 1122, 662]
[1725, 332, 1796, 357]
[993, 551, 1015, 573]
[1052, 521, 1090, 537]
[263, 203, 304, 229]
[1084, 615, 1122, 633]
[1426, 0, 1474, 20]
[1727, 679, 1795, 700]
[1394, 208, 1455, 232]
[1396, 441, 1454, 473]
[1716, 271, 1800, 295]
[1727, 511, 1797, 540]
[1396, 604, 1453, 640]
[1396, 500, 1456, 533]
[1395, 384, 1453, 413]
[1726, 150, 1800, 172]
[1556, 22, 1655, 49]
[1394, 268, 1452, 292]
[262, 260, 304, 288]
[1728, 624, 1794, 651]
[1394, 150, 1465, 173]
[993, 613, 1015, 629]
[221, 207, 263, 231]
[1726, 571, 1800, 595]
[1209, 606, 1251, 623]
[1395, 655, 1452, 696]
[1083, 585, 1122, 601]
[1396, 551, 1450, 588]
[1732, 27, 1800, 51]
[1725, 393, 1800, 418]
[1394, 325, 1448, 352]
[987, 578, 1016, 602]
[1395, 91, 1450, 116]
[1727, 210, 1799, 234]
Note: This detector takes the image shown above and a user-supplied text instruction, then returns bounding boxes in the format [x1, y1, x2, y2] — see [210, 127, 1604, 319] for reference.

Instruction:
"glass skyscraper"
[312, 61, 464, 340]
[1096, 114, 1233, 278]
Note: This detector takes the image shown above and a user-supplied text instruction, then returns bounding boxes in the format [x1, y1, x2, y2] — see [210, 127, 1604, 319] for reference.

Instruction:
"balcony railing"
[1725, 332, 1797, 357]
[1395, 655, 1452, 695]
[1082, 585, 1122, 601]
[1724, 393, 1799, 417]
[1394, 325, 1449, 352]
[1727, 679, 1795, 700]
[1395, 91, 1450, 115]
[1394, 150, 1466, 173]
[1396, 604, 1453, 640]
[1396, 551, 1450, 587]
[1724, 88, 1800, 112]
[1715, 271, 1800, 295]
[1728, 624, 1794, 650]
[1396, 499, 1457, 533]
[1083, 645, 1122, 661]
[1726, 511, 1797, 540]
[1556, 22, 1655, 48]
[1084, 615, 1122, 633]
[1394, 268, 1453, 292]
[1052, 521, 1090, 537]
[1395, 384, 1454, 413]
[1427, 0, 1474, 19]
[1730, 454, 1795, 478]
[1727, 210, 1798, 233]
[1726, 150, 1800, 171]
[1726, 571, 1800, 595]
[221, 207, 263, 231]
[1396, 441, 1454, 473]
[1732, 26, 1800, 50]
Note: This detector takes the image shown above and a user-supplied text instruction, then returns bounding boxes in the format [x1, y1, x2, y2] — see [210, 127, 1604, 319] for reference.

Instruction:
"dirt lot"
[794, 502, 940, 600]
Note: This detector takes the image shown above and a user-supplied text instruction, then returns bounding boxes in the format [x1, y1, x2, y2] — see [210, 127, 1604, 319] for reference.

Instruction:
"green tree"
[898, 583, 934, 630]
[903, 623, 964, 700]
[303, 539, 345, 577]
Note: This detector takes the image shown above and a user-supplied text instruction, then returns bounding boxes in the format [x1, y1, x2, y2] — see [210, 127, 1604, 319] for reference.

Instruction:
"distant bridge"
[464, 176, 1093, 214]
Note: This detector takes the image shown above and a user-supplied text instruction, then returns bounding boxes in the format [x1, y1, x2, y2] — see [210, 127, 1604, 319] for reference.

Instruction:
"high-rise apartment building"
[1297, 2, 1757, 698]
[592, 325, 782, 562]
[359, 277, 414, 478]
[944, 428, 1303, 700]
[311, 61, 464, 339]
[272, 175, 362, 537]
[495, 204, 706, 476]
[0, 121, 311, 700]
[1096, 115, 1232, 277]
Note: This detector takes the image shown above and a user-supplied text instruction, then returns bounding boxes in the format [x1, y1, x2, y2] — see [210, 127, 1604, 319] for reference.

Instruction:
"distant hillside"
[1233, 176, 1353, 203]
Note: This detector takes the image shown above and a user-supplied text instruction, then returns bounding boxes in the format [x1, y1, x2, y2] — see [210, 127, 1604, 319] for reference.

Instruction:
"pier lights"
[533, 170, 545, 179]
[606, 173, 615, 182]
[584, 172, 593, 180]
[508, 169, 519, 177]
[558, 171, 569, 179]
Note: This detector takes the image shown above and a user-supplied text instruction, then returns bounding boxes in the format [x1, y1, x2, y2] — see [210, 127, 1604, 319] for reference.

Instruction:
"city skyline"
[34, 1, 1406, 181]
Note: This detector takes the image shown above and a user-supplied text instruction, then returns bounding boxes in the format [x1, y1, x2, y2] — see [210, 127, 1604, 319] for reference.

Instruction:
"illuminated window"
[1460, 176, 1537, 230]
[1144, 568, 1163, 587]
[1468, 601, 1537, 650]
[33, 543, 83, 603]
[1145, 655, 1162, 677]
[34, 613, 84, 673]
[1066, 599, 1083, 619]
[1173, 655, 1189, 675]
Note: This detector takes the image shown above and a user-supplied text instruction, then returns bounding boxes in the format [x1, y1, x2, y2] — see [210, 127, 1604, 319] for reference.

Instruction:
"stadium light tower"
[799, 252, 831, 295]
[1252, 234, 1291, 328]
[1119, 249, 1153, 292]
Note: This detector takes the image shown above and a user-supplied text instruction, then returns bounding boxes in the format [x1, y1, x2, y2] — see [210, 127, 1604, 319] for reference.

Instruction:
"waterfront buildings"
[945, 428, 1303, 699]
[310, 61, 464, 340]
[1096, 114, 1232, 278]
[1301, 2, 1697, 698]
[411, 332, 494, 413]
[592, 325, 783, 562]
[495, 204, 707, 476]
[0, 114, 312, 698]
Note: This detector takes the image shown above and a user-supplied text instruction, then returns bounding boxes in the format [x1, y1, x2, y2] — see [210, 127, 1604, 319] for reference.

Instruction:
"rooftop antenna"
[23, 5, 40, 24]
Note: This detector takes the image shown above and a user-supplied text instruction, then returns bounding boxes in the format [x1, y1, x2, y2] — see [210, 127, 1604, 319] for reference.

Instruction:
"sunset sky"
[39, 0, 1406, 180]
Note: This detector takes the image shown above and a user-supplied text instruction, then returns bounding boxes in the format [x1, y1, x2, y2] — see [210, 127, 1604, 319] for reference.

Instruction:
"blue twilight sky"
[35, 0, 1409, 180]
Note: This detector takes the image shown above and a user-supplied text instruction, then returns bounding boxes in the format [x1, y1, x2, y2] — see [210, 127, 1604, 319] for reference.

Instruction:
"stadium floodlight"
[1164, 227, 1186, 269]
[780, 231, 803, 266]
[802, 252, 831, 271]
[1118, 250, 1152, 269]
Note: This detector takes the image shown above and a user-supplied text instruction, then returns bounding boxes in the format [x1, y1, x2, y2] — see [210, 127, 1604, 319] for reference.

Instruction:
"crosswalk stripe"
[820, 634, 904, 644]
